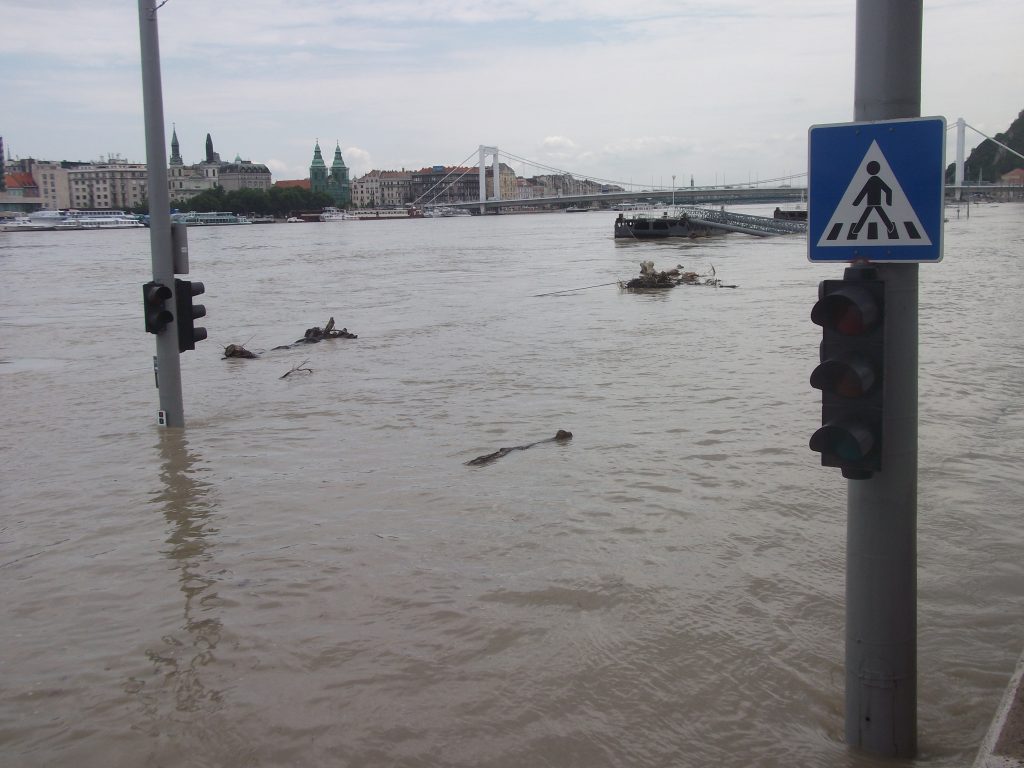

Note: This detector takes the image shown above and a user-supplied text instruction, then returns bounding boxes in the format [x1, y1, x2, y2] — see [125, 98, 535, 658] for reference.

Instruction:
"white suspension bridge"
[412, 145, 808, 214]
[411, 118, 1023, 214]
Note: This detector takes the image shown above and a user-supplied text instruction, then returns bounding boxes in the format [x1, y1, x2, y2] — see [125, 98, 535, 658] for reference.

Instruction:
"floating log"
[465, 430, 573, 467]
[223, 343, 258, 359]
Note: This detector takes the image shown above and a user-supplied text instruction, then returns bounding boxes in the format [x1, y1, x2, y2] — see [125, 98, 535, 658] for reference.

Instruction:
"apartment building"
[351, 170, 412, 208]
[69, 161, 149, 210]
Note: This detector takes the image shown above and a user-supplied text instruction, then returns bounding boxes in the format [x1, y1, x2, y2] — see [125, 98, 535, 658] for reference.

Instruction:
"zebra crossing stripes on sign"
[808, 116, 946, 263]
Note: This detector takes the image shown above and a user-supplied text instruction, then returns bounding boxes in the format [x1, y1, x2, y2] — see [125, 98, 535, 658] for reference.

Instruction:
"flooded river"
[1, 203, 1022, 767]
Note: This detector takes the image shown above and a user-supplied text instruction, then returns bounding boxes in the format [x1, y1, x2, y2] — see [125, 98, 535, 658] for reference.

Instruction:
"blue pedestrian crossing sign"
[808, 116, 946, 263]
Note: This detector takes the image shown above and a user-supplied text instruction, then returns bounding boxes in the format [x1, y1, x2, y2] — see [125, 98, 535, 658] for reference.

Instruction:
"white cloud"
[1, 0, 1021, 181]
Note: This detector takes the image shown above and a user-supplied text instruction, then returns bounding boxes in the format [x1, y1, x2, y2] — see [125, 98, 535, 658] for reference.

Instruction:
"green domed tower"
[309, 140, 328, 194]
[328, 142, 351, 206]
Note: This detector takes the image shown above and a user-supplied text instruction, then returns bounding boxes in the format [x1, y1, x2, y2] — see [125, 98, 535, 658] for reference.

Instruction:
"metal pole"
[138, 0, 184, 427]
[846, 0, 920, 757]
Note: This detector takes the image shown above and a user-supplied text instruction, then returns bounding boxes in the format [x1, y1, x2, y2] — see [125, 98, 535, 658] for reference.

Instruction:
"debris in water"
[280, 359, 314, 379]
[619, 261, 735, 291]
[296, 316, 357, 344]
[465, 430, 573, 467]
[223, 343, 258, 359]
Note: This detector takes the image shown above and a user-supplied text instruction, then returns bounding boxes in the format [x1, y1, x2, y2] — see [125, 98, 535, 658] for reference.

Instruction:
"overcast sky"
[2, 1, 1021, 188]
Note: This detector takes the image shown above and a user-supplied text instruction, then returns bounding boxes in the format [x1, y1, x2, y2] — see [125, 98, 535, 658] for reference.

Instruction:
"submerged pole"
[138, 0, 183, 427]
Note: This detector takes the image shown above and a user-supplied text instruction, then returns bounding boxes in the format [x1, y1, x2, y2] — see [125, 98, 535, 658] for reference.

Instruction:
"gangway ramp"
[614, 205, 807, 239]
[680, 206, 807, 236]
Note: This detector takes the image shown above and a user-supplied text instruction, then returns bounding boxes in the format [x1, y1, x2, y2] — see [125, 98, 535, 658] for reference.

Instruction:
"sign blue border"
[808, 116, 945, 263]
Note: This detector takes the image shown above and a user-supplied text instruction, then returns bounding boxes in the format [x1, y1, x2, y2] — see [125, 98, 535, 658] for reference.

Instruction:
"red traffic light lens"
[830, 299, 865, 335]
[811, 285, 880, 336]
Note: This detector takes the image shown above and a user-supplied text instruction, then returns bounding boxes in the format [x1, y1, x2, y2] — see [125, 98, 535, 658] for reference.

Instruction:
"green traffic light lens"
[835, 433, 864, 461]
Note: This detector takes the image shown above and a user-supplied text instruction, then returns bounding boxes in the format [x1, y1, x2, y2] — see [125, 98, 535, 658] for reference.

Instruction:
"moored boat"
[355, 207, 424, 220]
[3, 209, 144, 231]
[170, 211, 253, 226]
[614, 206, 807, 239]
[55, 211, 144, 229]
[320, 207, 357, 222]
[614, 210, 716, 239]
[1, 216, 56, 232]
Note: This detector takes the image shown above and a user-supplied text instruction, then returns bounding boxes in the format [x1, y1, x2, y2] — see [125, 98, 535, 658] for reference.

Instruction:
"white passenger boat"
[320, 207, 357, 222]
[55, 210, 145, 229]
[170, 211, 253, 226]
[355, 207, 424, 220]
[3, 210, 144, 231]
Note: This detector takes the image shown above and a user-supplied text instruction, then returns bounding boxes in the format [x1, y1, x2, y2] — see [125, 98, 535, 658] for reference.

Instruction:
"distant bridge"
[448, 185, 807, 212]
[414, 127, 1023, 214]
[412, 145, 808, 214]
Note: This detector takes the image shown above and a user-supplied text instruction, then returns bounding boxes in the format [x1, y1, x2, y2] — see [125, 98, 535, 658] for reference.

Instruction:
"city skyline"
[3, 1, 1022, 186]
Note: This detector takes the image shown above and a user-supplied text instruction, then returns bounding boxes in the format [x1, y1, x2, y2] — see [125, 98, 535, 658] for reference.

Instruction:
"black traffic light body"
[174, 278, 207, 353]
[809, 266, 885, 480]
[143, 281, 174, 334]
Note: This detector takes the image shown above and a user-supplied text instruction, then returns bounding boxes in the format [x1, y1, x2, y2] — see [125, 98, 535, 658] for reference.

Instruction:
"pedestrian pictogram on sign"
[818, 141, 931, 246]
[808, 117, 945, 263]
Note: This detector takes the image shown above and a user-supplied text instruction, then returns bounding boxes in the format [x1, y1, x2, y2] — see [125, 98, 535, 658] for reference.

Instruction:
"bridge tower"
[478, 145, 500, 214]
[954, 117, 966, 201]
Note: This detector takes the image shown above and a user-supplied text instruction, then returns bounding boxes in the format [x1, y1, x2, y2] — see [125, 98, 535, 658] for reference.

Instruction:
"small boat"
[1, 216, 56, 232]
[773, 206, 807, 221]
[565, 205, 591, 212]
[286, 216, 303, 223]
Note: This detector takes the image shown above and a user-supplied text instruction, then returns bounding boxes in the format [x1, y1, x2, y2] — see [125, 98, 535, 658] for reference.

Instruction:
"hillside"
[946, 108, 1024, 183]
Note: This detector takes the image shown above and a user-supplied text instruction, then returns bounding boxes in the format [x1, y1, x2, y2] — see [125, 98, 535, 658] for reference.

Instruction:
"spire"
[169, 126, 182, 166]
[331, 141, 347, 170]
[310, 140, 326, 168]
[205, 133, 215, 163]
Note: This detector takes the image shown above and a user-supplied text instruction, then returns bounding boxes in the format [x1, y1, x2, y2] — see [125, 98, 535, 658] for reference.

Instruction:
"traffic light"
[809, 265, 885, 479]
[174, 278, 207, 353]
[143, 281, 173, 334]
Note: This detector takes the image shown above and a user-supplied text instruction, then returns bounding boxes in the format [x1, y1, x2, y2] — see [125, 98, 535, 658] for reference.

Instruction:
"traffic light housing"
[143, 281, 173, 334]
[809, 266, 885, 479]
[174, 278, 207, 353]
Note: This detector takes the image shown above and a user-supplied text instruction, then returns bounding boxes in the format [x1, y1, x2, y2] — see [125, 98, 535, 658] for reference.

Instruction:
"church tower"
[170, 127, 182, 166]
[309, 141, 328, 195]
[205, 133, 220, 163]
[168, 126, 184, 196]
[329, 142, 351, 206]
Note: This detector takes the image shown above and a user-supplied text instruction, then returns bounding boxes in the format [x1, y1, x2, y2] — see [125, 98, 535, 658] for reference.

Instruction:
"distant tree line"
[131, 185, 337, 216]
